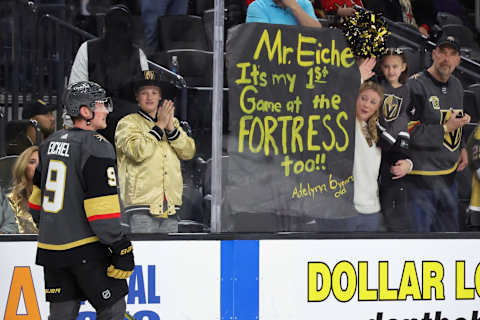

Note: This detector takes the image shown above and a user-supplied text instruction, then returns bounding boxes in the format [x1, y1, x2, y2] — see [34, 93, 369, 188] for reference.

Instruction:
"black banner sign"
[224, 23, 361, 231]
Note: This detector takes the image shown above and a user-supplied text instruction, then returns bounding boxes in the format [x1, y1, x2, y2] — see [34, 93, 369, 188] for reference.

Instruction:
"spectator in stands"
[411, 0, 437, 36]
[141, 0, 189, 51]
[69, 4, 148, 144]
[410, 0, 470, 36]
[0, 187, 18, 234]
[115, 71, 195, 233]
[351, 81, 388, 231]
[310, 81, 410, 231]
[246, 0, 322, 27]
[406, 35, 470, 232]
[8, 146, 39, 234]
[310, 0, 326, 19]
[321, 0, 362, 18]
[353, 81, 409, 231]
[7, 98, 55, 156]
[376, 48, 413, 231]
[364, 0, 418, 29]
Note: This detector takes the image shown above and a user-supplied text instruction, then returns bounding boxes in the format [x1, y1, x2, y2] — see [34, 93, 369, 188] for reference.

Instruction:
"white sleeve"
[69, 42, 89, 85]
[139, 48, 149, 71]
[476, 168, 480, 180]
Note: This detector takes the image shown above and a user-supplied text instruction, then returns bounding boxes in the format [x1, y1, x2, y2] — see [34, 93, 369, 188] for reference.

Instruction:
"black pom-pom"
[342, 10, 390, 58]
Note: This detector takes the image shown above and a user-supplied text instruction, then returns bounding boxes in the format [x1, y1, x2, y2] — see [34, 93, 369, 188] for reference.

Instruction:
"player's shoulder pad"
[83, 131, 115, 159]
[43, 129, 69, 144]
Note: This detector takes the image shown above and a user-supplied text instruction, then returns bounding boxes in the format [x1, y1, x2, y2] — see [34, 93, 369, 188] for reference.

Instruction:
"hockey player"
[28, 81, 134, 320]
[406, 35, 470, 232]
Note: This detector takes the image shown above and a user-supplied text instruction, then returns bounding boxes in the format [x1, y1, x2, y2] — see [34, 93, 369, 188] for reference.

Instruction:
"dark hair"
[379, 48, 409, 84]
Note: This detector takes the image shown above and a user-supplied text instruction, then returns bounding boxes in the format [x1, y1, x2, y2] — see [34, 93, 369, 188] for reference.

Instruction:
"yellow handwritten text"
[252, 29, 356, 68]
[238, 112, 349, 156]
[329, 174, 353, 198]
[291, 182, 327, 200]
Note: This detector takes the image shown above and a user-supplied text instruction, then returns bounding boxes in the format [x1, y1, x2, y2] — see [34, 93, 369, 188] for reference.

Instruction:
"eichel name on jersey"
[407, 71, 464, 175]
[28, 128, 124, 268]
[47, 141, 70, 157]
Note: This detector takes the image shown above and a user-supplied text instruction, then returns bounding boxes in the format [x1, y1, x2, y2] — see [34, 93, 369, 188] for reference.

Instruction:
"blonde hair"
[358, 81, 384, 145]
[11, 146, 39, 209]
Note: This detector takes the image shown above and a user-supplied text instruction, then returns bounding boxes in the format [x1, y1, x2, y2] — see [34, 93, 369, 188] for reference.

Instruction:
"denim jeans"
[310, 212, 385, 232]
[141, 0, 189, 48]
[129, 210, 179, 233]
[406, 178, 459, 232]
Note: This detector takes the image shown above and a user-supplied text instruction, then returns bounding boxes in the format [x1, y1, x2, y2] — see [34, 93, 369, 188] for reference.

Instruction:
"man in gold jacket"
[115, 71, 196, 233]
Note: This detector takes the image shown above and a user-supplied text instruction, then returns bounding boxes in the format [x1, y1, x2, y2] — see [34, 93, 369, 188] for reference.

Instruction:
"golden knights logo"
[94, 134, 107, 142]
[440, 109, 462, 151]
[382, 94, 403, 122]
[144, 70, 155, 80]
[429, 96, 440, 110]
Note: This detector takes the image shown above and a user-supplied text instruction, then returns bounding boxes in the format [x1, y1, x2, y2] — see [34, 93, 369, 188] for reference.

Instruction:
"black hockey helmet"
[63, 81, 113, 117]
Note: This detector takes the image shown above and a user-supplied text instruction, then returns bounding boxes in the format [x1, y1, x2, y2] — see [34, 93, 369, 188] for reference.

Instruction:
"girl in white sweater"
[309, 82, 412, 232]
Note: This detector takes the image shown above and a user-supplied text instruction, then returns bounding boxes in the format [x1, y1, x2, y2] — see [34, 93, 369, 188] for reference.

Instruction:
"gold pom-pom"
[342, 10, 391, 58]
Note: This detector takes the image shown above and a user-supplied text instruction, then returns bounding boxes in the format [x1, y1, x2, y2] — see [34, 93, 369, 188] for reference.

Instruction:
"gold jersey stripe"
[409, 162, 458, 176]
[470, 176, 480, 208]
[84, 194, 121, 218]
[38, 236, 99, 250]
[29, 185, 42, 206]
[408, 120, 420, 132]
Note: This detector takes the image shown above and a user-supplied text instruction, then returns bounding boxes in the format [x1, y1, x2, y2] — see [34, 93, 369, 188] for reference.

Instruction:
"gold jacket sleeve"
[115, 115, 159, 163]
[169, 118, 196, 161]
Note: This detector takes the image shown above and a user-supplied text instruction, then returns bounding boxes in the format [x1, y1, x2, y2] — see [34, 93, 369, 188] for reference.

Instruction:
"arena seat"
[156, 15, 209, 51]
[460, 47, 480, 61]
[385, 22, 425, 48]
[193, 0, 214, 16]
[441, 24, 479, 49]
[151, 49, 213, 87]
[225, 2, 245, 29]
[467, 84, 480, 116]
[436, 12, 463, 26]
[398, 46, 425, 76]
[464, 90, 478, 123]
[468, 84, 480, 103]
[203, 9, 214, 51]
[203, 5, 245, 52]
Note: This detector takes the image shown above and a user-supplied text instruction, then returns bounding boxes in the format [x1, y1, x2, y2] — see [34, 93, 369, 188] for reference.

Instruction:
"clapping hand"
[156, 99, 175, 130]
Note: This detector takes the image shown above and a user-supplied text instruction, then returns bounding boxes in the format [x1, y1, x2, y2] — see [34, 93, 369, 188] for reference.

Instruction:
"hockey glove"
[107, 238, 135, 279]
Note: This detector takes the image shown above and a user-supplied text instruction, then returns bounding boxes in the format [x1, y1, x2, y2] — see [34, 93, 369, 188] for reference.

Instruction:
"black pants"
[44, 257, 128, 317]
[380, 179, 410, 232]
